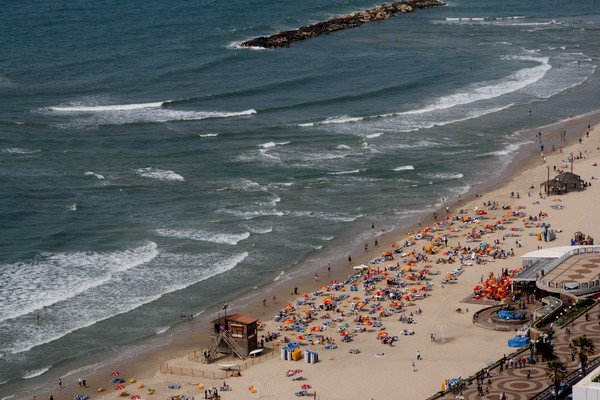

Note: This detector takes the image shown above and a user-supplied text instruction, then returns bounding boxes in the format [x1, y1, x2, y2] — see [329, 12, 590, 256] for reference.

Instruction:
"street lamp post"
[546, 166, 550, 195]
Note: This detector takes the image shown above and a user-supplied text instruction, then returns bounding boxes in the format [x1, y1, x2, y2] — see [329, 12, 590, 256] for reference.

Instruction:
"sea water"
[1, 0, 599, 396]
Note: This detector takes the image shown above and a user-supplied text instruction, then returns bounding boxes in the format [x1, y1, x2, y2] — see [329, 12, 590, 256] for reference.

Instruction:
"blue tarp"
[508, 336, 530, 348]
[498, 310, 522, 320]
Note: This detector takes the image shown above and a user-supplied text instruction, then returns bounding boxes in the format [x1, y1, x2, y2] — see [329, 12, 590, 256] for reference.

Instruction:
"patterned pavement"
[437, 306, 600, 400]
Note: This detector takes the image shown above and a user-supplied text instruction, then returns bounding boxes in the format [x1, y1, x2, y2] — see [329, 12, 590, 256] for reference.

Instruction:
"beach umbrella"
[294, 369, 303, 374]
[111, 378, 125, 383]
[114, 385, 125, 391]
[301, 384, 312, 389]
[297, 335, 305, 340]
[130, 396, 141, 400]
[378, 332, 389, 338]
[283, 319, 294, 324]
[111, 371, 120, 376]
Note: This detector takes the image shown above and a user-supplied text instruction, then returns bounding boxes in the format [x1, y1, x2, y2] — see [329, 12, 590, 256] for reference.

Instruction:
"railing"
[161, 349, 278, 379]
[529, 356, 600, 400]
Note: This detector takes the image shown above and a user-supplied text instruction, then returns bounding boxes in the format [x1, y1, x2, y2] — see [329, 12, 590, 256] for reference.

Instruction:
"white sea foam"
[66, 204, 77, 211]
[299, 115, 363, 127]
[199, 133, 219, 138]
[366, 132, 383, 139]
[484, 141, 526, 157]
[0, 242, 159, 324]
[398, 55, 549, 117]
[226, 178, 269, 192]
[136, 167, 184, 182]
[43, 100, 256, 127]
[154, 228, 250, 245]
[22, 366, 52, 379]
[258, 141, 291, 149]
[422, 172, 464, 180]
[327, 170, 360, 175]
[49, 101, 165, 112]
[156, 326, 170, 334]
[219, 209, 285, 220]
[5, 250, 248, 355]
[2, 147, 41, 154]
[393, 165, 415, 171]
[246, 226, 274, 234]
[286, 210, 363, 223]
[84, 171, 105, 180]
[336, 144, 351, 150]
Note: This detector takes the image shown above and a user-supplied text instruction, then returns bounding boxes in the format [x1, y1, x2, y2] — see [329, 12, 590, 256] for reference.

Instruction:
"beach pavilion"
[540, 172, 584, 195]
[513, 245, 600, 297]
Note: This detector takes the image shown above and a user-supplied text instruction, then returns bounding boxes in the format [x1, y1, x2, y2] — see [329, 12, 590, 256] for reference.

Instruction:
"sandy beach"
[39, 113, 600, 400]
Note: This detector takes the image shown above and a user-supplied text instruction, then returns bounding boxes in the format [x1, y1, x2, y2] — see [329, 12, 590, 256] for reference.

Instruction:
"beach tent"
[508, 336, 530, 348]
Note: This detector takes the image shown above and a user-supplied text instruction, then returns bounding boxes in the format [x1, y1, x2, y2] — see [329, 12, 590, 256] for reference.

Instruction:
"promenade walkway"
[438, 306, 600, 400]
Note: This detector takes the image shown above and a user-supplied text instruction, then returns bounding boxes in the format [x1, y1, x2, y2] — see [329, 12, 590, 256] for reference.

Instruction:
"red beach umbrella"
[114, 385, 125, 391]
[130, 396, 141, 400]
[301, 384, 312, 389]
[111, 371, 120, 376]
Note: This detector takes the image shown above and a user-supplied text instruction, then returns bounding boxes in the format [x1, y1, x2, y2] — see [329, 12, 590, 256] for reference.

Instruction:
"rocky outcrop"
[240, 0, 446, 49]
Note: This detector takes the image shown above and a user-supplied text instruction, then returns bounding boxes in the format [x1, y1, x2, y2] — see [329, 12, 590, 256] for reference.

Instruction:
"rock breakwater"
[240, 0, 446, 49]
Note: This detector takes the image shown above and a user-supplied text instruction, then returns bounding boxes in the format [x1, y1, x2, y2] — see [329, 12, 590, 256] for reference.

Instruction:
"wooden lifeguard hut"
[206, 314, 259, 361]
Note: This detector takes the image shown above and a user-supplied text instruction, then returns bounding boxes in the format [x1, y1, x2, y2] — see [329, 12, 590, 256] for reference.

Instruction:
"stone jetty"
[240, 0, 446, 49]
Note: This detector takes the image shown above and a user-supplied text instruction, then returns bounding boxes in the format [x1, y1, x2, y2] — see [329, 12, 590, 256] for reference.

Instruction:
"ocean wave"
[393, 165, 415, 171]
[258, 141, 291, 149]
[2, 147, 41, 154]
[4, 250, 247, 355]
[0, 242, 159, 324]
[327, 170, 360, 175]
[199, 133, 219, 138]
[245, 226, 274, 234]
[223, 178, 269, 192]
[286, 210, 363, 223]
[155, 228, 250, 245]
[396, 55, 549, 117]
[443, 16, 525, 22]
[42, 100, 256, 127]
[366, 132, 383, 139]
[66, 204, 77, 211]
[219, 209, 285, 220]
[482, 141, 527, 157]
[84, 171, 105, 180]
[260, 194, 281, 208]
[136, 167, 185, 182]
[336, 144, 351, 150]
[22, 366, 52, 379]
[299, 115, 363, 127]
[421, 172, 464, 180]
[48, 101, 166, 112]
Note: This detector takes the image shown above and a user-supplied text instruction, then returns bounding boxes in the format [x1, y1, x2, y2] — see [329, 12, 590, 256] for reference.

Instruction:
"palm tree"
[546, 360, 567, 399]
[572, 335, 596, 375]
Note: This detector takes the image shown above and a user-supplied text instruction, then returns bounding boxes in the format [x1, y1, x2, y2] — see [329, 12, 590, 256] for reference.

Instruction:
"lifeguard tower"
[205, 314, 259, 362]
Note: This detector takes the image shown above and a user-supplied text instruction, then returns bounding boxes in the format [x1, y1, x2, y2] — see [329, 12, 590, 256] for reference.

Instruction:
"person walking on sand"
[412, 361, 416, 372]
[417, 350, 422, 360]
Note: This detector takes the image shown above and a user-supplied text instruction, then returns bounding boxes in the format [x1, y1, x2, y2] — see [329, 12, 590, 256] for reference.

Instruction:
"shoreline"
[17, 108, 600, 400]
